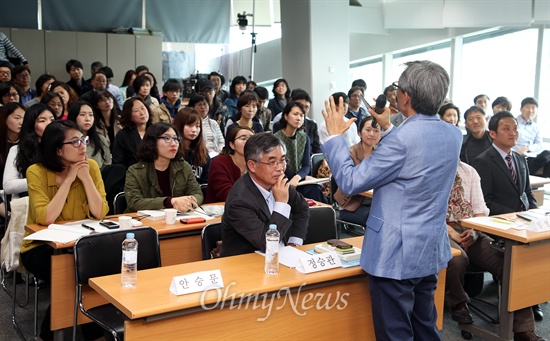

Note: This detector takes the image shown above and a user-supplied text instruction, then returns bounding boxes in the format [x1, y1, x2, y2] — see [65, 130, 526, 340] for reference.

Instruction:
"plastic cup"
[165, 209, 177, 225]
[118, 216, 132, 229]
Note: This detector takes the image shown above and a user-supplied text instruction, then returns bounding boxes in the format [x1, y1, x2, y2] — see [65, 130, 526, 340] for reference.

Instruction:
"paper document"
[24, 219, 112, 244]
[194, 205, 224, 217]
[255, 246, 309, 269]
[463, 217, 524, 230]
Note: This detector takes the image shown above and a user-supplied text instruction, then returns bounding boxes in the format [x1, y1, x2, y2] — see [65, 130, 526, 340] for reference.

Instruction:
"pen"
[81, 223, 96, 231]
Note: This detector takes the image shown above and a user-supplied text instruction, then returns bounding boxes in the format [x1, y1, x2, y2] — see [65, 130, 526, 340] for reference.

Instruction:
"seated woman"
[3, 104, 55, 198]
[174, 107, 211, 185]
[92, 90, 122, 151]
[112, 98, 152, 169]
[0, 82, 23, 105]
[205, 126, 254, 203]
[223, 75, 247, 118]
[274, 102, 327, 203]
[124, 122, 203, 212]
[225, 91, 264, 136]
[267, 78, 290, 119]
[24, 74, 56, 108]
[21, 120, 109, 340]
[40, 91, 65, 120]
[50, 81, 78, 120]
[131, 74, 159, 111]
[438, 102, 460, 127]
[67, 101, 112, 169]
[188, 94, 224, 158]
[334, 116, 380, 226]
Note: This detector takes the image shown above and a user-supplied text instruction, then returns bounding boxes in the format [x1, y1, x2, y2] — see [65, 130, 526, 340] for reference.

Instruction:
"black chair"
[329, 175, 365, 236]
[201, 223, 222, 260]
[113, 192, 127, 215]
[310, 153, 325, 176]
[304, 206, 337, 244]
[200, 183, 208, 198]
[73, 227, 161, 341]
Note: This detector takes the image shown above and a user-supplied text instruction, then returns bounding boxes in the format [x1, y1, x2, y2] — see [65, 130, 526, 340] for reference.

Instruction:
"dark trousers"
[367, 273, 441, 341]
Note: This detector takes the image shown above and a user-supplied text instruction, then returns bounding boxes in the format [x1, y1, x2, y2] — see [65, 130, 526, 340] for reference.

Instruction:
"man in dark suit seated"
[472, 111, 544, 325]
[221, 133, 309, 257]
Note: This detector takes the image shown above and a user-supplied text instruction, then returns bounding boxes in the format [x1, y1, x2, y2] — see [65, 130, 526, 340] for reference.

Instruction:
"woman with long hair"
[92, 90, 122, 150]
[40, 91, 65, 120]
[21, 120, 108, 340]
[68, 102, 112, 168]
[174, 107, 210, 184]
[120, 69, 137, 101]
[205, 126, 253, 203]
[334, 116, 381, 225]
[124, 122, 203, 212]
[267, 78, 291, 120]
[0, 82, 22, 105]
[188, 94, 224, 158]
[3, 104, 55, 197]
[23, 73, 56, 108]
[0, 102, 25, 178]
[112, 98, 152, 168]
[50, 81, 78, 119]
[223, 75, 247, 118]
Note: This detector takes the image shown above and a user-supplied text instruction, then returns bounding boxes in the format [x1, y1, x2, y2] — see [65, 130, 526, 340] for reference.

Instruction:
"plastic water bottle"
[265, 224, 280, 275]
[121, 232, 138, 287]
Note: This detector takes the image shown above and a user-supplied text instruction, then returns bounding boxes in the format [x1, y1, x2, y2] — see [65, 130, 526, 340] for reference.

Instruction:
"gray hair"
[398, 60, 449, 116]
[244, 133, 285, 169]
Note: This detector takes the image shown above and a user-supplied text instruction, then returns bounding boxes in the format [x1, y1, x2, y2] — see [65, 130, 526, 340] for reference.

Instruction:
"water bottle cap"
[269, 224, 277, 229]
[126, 233, 135, 239]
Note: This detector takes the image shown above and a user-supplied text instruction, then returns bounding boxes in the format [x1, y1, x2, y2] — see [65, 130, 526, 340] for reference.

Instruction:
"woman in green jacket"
[124, 122, 203, 212]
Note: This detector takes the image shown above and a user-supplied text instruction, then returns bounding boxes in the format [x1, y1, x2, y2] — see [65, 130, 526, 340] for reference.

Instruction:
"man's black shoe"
[532, 305, 544, 321]
[451, 302, 474, 324]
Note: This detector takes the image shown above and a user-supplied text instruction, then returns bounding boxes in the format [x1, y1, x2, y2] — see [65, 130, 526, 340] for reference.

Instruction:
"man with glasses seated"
[11, 65, 36, 105]
[221, 133, 309, 257]
[346, 86, 370, 129]
[80, 70, 109, 107]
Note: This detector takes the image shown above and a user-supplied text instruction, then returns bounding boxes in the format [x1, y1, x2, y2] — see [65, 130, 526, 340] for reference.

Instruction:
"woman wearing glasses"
[0, 82, 22, 105]
[67, 102, 112, 169]
[49, 81, 78, 120]
[124, 122, 203, 212]
[205, 126, 254, 203]
[40, 91, 65, 120]
[22, 120, 109, 340]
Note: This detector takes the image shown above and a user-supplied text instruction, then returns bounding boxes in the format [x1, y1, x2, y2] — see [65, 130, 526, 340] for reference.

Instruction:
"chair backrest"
[310, 153, 325, 176]
[113, 192, 127, 215]
[201, 223, 222, 260]
[74, 227, 161, 285]
[200, 184, 208, 198]
[0, 196, 28, 272]
[304, 206, 337, 244]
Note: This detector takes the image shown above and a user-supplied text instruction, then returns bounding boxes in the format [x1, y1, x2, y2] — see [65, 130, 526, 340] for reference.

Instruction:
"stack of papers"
[24, 220, 113, 244]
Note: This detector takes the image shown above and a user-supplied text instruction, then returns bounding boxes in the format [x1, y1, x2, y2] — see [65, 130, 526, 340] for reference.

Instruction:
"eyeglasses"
[158, 135, 182, 144]
[16, 73, 30, 79]
[350, 94, 361, 98]
[0, 71, 10, 76]
[62, 136, 89, 148]
[391, 81, 401, 91]
[2, 92, 19, 99]
[252, 159, 288, 169]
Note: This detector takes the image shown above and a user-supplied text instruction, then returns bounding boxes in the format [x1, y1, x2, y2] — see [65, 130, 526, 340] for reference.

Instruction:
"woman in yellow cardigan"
[21, 119, 108, 341]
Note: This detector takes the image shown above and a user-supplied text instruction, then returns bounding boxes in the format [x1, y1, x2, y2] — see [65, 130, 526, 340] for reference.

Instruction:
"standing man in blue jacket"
[322, 60, 461, 340]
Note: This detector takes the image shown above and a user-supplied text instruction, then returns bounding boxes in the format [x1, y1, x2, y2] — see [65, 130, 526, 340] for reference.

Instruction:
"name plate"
[299, 251, 342, 274]
[169, 269, 224, 296]
[527, 217, 550, 232]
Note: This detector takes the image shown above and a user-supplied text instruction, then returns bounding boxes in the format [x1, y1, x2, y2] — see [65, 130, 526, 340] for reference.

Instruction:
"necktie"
[505, 154, 517, 186]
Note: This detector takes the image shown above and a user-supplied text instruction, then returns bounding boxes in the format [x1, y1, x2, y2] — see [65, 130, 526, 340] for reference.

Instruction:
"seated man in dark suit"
[221, 133, 309, 257]
[472, 111, 543, 324]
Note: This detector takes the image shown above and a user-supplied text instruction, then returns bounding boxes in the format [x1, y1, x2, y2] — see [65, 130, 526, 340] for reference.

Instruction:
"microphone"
[372, 94, 387, 127]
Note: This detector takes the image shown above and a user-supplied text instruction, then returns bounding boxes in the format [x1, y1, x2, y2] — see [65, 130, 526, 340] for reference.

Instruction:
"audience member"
[267, 78, 290, 120]
[50, 81, 78, 119]
[208, 71, 228, 103]
[274, 101, 327, 203]
[0, 33, 28, 68]
[67, 102, 112, 168]
[80, 70, 108, 106]
[174, 107, 211, 184]
[198, 79, 227, 126]
[460, 106, 492, 164]
[100, 66, 124, 109]
[144, 72, 161, 102]
[0, 102, 25, 185]
[491, 96, 512, 117]
[120, 69, 137, 101]
[322, 60, 461, 340]
[384, 84, 399, 115]
[438, 102, 460, 126]
[319, 92, 359, 147]
[112, 98, 152, 168]
[346, 86, 370, 128]
[351, 79, 366, 90]
[221, 132, 309, 257]
[22, 120, 108, 341]
[223, 76, 247, 118]
[473, 94, 490, 111]
[246, 80, 257, 91]
[24, 73, 56, 108]
[3, 104, 55, 197]
[93, 90, 122, 151]
[132, 74, 159, 111]
[40, 92, 65, 120]
[65, 59, 91, 97]
[513, 97, 550, 177]
[188, 94, 224, 158]
[135, 65, 149, 76]
[253, 86, 272, 131]
[0, 81, 22, 105]
[473, 111, 537, 215]
[124, 122, 203, 212]
[444, 160, 544, 341]
[86, 61, 103, 83]
[334, 116, 379, 226]
[152, 78, 182, 123]
[205, 126, 254, 204]
[225, 91, 264, 136]
[0, 64, 11, 83]
[11, 65, 36, 105]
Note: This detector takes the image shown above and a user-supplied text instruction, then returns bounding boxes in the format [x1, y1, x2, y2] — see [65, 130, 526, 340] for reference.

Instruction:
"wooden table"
[529, 175, 550, 206]
[25, 212, 221, 333]
[89, 237, 458, 340]
[461, 213, 550, 340]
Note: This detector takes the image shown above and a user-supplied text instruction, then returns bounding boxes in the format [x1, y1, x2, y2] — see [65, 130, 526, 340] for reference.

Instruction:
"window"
[349, 57, 383, 99]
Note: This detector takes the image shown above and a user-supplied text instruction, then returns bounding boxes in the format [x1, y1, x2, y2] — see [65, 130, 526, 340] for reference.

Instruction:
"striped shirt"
[0, 33, 27, 64]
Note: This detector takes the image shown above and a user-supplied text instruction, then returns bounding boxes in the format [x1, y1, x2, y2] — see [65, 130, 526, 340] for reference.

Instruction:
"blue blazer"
[322, 114, 462, 280]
